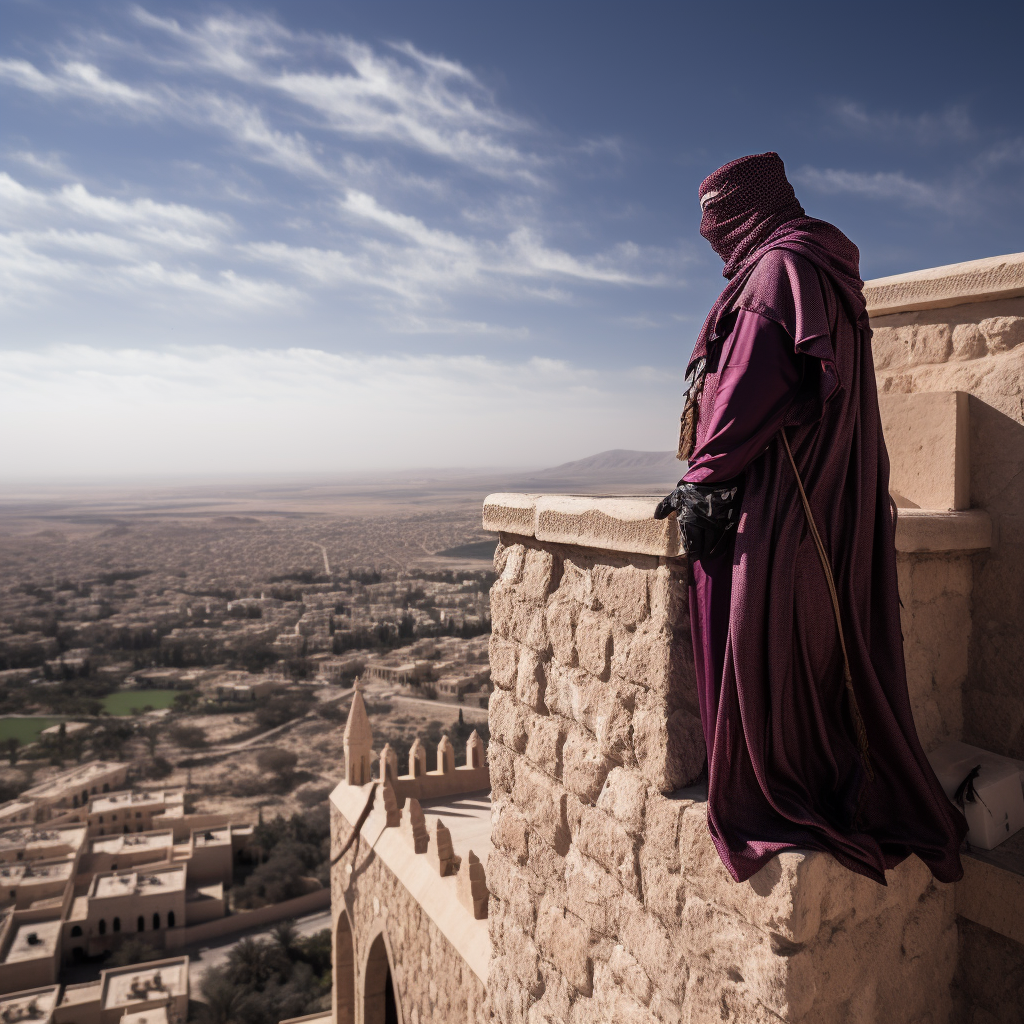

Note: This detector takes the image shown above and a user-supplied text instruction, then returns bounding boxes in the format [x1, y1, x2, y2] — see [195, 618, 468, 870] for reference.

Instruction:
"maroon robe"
[684, 158, 967, 885]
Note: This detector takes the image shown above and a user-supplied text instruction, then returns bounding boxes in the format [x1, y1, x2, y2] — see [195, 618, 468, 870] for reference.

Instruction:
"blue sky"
[2, 1, 1022, 478]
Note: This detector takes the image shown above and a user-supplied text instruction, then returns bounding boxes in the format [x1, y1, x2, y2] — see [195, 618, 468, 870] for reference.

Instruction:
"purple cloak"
[683, 155, 967, 885]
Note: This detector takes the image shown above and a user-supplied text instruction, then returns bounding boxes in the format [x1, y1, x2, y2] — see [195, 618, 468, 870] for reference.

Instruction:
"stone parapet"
[864, 250, 1024, 317]
[486, 518, 964, 1023]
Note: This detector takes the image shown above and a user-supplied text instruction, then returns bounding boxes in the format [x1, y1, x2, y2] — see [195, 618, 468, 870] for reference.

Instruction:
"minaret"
[343, 677, 373, 785]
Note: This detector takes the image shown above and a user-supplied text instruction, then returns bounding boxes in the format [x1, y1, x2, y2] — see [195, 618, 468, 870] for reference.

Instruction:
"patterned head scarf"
[699, 152, 805, 279]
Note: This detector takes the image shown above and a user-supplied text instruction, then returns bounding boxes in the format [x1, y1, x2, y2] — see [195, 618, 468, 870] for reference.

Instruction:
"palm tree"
[226, 936, 285, 989]
[270, 920, 298, 961]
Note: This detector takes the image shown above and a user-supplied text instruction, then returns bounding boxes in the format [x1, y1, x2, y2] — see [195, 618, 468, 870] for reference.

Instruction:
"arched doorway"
[364, 932, 400, 1024]
[333, 911, 355, 1024]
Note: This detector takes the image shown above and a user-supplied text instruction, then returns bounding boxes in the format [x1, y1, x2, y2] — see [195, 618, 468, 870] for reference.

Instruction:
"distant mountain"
[521, 449, 683, 489]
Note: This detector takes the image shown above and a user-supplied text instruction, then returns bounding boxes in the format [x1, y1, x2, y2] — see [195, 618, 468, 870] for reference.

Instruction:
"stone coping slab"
[331, 782, 491, 984]
[865, 251, 1024, 317]
[484, 493, 992, 556]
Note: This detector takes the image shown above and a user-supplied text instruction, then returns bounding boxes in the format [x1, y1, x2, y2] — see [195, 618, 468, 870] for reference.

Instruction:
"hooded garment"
[683, 152, 966, 884]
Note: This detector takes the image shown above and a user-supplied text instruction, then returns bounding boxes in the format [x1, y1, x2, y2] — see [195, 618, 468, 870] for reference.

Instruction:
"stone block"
[515, 648, 548, 712]
[521, 547, 557, 602]
[535, 906, 593, 996]
[643, 793, 691, 872]
[980, 314, 1024, 352]
[488, 740, 516, 798]
[562, 726, 615, 804]
[487, 849, 537, 933]
[576, 805, 640, 898]
[513, 762, 570, 855]
[608, 943, 654, 1007]
[564, 846, 621, 934]
[632, 692, 705, 793]
[576, 608, 612, 680]
[614, 891, 688, 1006]
[872, 323, 952, 370]
[432, 817, 459, 876]
[490, 635, 520, 690]
[492, 799, 530, 865]
[525, 714, 566, 780]
[531, 964, 573, 1024]
[613, 622, 671, 692]
[952, 322, 987, 360]
[879, 390, 969, 510]
[545, 591, 578, 669]
[490, 689, 530, 754]
[596, 766, 647, 836]
[591, 564, 650, 627]
[637, 843, 685, 929]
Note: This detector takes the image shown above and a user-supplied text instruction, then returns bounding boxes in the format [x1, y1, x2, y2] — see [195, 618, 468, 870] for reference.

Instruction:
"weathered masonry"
[329, 250, 1024, 1024]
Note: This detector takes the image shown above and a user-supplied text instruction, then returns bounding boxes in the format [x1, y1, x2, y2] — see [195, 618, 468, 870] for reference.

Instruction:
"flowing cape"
[691, 234, 967, 884]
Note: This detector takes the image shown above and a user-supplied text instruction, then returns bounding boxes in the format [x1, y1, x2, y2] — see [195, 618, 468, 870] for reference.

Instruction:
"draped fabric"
[682, 155, 967, 884]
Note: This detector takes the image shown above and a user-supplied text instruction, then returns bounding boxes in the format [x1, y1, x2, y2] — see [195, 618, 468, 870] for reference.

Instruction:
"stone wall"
[870, 296, 1024, 761]
[487, 528, 958, 1024]
[330, 801, 489, 1024]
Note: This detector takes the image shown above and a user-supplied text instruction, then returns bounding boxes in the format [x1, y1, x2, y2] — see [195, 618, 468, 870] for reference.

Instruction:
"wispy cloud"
[794, 167, 948, 209]
[0, 57, 157, 109]
[128, 8, 542, 181]
[832, 101, 975, 144]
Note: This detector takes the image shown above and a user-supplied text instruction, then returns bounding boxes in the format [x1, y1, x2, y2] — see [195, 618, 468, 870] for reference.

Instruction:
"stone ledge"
[484, 494, 992, 556]
[865, 251, 1024, 317]
[895, 509, 992, 552]
[484, 493, 682, 558]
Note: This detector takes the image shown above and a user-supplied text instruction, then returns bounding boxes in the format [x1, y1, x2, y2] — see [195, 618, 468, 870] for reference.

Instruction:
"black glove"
[653, 479, 742, 559]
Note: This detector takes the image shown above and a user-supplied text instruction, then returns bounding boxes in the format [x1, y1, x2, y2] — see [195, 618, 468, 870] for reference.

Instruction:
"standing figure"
[656, 152, 966, 884]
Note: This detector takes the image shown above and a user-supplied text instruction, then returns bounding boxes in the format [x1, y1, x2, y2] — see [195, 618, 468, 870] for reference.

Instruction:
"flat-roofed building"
[0, 916, 62, 992]
[82, 832, 173, 877]
[15, 764, 128, 820]
[184, 827, 233, 887]
[0, 803, 35, 829]
[51, 956, 188, 1024]
[72, 867, 185, 959]
[0, 983, 59, 1022]
[99, 957, 188, 1024]
[85, 790, 183, 838]
[0, 860, 74, 911]
[0, 827, 87, 867]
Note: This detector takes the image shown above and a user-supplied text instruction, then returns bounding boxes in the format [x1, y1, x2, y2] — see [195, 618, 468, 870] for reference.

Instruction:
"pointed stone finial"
[379, 743, 398, 784]
[432, 817, 459, 876]
[401, 798, 429, 853]
[457, 848, 489, 919]
[466, 729, 484, 769]
[437, 734, 455, 774]
[409, 738, 427, 779]
[343, 680, 373, 786]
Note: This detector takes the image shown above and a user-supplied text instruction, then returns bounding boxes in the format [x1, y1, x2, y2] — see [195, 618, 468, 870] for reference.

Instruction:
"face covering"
[698, 152, 805, 279]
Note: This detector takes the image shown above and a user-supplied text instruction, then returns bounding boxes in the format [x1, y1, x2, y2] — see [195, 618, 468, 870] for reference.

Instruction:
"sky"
[2, 0, 1023, 480]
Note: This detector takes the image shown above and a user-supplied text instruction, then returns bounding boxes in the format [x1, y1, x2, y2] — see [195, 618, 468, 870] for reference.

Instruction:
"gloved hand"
[652, 480, 743, 559]
[653, 487, 686, 521]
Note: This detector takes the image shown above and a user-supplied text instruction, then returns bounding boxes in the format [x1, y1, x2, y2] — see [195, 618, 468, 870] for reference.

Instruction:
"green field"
[101, 689, 180, 716]
[0, 717, 65, 745]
